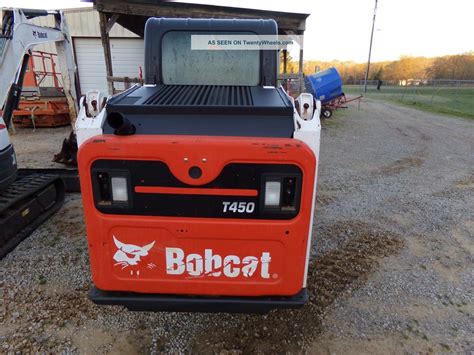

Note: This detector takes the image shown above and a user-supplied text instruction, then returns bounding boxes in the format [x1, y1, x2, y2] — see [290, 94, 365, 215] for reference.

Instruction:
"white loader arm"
[0, 9, 78, 126]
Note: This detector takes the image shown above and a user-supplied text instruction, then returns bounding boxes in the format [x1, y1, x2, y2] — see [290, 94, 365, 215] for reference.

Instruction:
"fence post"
[401, 84, 408, 102]
[430, 80, 436, 107]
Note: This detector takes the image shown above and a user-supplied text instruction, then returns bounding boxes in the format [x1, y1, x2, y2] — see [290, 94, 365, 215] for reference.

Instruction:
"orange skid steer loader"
[77, 18, 321, 313]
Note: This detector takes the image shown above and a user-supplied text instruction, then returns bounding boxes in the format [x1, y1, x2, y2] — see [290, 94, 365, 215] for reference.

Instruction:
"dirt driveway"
[1, 100, 473, 353]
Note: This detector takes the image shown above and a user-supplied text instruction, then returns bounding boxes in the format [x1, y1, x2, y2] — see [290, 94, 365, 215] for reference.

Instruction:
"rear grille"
[144, 85, 253, 106]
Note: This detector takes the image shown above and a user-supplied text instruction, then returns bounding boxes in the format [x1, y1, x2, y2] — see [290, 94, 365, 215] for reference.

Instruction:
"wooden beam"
[94, 1, 308, 33]
[99, 11, 114, 95]
[298, 48, 304, 94]
[278, 73, 299, 80]
[107, 76, 143, 83]
[105, 13, 120, 34]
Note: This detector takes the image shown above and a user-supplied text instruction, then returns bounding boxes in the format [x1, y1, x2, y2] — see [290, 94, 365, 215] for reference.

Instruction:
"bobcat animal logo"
[112, 236, 155, 270]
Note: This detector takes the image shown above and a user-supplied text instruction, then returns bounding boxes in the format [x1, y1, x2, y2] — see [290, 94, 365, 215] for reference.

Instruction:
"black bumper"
[0, 144, 17, 191]
[89, 286, 308, 314]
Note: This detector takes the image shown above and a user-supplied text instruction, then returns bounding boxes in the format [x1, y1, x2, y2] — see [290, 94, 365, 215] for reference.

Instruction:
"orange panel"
[78, 135, 316, 297]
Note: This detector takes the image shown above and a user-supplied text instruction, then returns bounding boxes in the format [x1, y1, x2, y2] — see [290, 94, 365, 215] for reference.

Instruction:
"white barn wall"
[74, 38, 144, 94]
[27, 8, 143, 94]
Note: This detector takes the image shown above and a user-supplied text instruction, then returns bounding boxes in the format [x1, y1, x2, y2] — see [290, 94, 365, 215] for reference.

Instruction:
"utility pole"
[364, 0, 378, 93]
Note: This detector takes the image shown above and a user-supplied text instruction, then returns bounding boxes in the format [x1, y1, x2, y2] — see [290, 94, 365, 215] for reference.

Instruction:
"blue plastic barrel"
[304, 67, 343, 104]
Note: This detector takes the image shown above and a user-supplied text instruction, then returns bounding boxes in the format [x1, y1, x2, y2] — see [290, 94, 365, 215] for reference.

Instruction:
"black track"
[18, 168, 80, 192]
[0, 174, 65, 258]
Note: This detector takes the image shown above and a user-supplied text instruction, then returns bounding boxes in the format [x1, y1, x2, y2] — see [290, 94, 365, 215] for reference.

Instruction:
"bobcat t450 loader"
[77, 18, 321, 313]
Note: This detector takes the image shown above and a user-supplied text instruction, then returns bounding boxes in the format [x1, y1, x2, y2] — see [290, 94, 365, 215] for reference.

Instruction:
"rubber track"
[0, 174, 65, 258]
[18, 168, 80, 192]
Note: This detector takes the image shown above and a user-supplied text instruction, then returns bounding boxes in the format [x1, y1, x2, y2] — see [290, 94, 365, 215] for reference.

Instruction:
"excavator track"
[0, 174, 65, 258]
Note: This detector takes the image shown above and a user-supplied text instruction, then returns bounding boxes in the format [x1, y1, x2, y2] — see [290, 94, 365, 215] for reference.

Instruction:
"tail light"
[95, 171, 130, 207]
[262, 175, 300, 214]
[111, 177, 129, 202]
[264, 180, 281, 207]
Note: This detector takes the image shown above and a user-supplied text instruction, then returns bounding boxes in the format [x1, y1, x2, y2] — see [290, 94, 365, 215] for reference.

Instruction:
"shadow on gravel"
[454, 172, 474, 189]
[316, 192, 337, 207]
[191, 221, 404, 353]
[432, 171, 474, 198]
[373, 156, 424, 176]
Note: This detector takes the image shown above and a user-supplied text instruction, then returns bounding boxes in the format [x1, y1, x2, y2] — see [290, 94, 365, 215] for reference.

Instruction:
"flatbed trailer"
[320, 93, 363, 119]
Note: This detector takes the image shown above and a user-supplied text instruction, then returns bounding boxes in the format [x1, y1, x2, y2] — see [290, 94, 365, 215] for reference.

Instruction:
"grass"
[38, 275, 47, 285]
[344, 85, 474, 119]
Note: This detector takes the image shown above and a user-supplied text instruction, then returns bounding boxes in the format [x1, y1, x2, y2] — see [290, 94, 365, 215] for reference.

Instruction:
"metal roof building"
[91, 0, 309, 94]
[22, 2, 309, 96]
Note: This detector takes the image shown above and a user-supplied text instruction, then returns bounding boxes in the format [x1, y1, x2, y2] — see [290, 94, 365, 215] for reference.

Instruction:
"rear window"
[161, 31, 260, 86]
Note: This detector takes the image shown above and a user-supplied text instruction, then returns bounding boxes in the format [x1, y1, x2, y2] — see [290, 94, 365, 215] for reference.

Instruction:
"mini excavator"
[0, 8, 78, 257]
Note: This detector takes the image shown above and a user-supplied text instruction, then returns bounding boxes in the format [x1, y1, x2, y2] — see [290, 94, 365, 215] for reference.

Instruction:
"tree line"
[282, 52, 474, 83]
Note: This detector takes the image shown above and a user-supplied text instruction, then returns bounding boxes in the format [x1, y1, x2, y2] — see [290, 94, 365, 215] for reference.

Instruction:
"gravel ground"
[8, 125, 71, 169]
[1, 99, 473, 353]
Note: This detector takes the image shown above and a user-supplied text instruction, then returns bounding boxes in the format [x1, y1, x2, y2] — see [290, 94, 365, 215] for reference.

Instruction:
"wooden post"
[54, 11, 78, 127]
[298, 48, 304, 94]
[99, 11, 114, 95]
[283, 49, 288, 92]
[124, 76, 130, 90]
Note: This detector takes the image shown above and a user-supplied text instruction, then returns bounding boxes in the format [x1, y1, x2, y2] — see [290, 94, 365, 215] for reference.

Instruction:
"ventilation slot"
[144, 85, 254, 106]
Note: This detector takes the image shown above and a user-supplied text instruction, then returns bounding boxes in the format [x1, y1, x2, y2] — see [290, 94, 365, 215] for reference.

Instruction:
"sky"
[1, 0, 473, 63]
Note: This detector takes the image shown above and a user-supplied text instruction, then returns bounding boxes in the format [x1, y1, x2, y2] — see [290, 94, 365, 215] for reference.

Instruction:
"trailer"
[305, 67, 362, 118]
[11, 51, 72, 128]
[318, 93, 363, 119]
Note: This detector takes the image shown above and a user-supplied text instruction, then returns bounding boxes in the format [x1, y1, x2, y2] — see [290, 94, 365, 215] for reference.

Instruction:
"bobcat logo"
[112, 236, 155, 270]
[32, 30, 47, 39]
